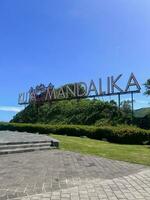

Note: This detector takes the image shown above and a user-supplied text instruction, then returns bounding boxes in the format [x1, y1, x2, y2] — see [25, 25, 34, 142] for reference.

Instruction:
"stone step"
[0, 131, 59, 154]
[0, 145, 56, 155]
[0, 142, 53, 150]
[0, 139, 59, 148]
[0, 140, 54, 145]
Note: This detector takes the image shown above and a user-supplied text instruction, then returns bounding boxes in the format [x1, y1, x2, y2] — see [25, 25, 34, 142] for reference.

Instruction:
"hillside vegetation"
[11, 99, 132, 125]
[134, 107, 150, 118]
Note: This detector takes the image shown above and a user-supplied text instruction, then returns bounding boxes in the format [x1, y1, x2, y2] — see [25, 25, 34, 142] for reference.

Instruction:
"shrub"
[0, 122, 150, 144]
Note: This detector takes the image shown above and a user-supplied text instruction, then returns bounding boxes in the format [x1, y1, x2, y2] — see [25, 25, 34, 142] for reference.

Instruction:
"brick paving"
[0, 150, 150, 200]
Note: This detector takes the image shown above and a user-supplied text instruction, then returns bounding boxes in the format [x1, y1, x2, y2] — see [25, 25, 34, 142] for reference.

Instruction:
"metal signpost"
[18, 73, 141, 119]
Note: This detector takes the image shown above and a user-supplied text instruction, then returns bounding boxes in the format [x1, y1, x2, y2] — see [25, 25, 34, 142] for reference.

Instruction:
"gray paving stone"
[0, 137, 149, 200]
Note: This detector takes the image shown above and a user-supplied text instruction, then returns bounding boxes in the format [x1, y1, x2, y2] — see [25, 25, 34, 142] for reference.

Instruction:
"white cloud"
[0, 106, 24, 113]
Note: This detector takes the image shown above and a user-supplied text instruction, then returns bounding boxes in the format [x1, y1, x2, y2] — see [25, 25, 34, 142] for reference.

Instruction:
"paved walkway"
[0, 150, 150, 200]
[0, 131, 58, 144]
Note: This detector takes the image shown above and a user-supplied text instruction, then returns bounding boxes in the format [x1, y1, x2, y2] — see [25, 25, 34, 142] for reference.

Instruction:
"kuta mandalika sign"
[18, 73, 141, 105]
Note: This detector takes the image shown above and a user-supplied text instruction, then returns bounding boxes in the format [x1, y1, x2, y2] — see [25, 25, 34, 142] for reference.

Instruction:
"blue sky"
[0, 0, 150, 121]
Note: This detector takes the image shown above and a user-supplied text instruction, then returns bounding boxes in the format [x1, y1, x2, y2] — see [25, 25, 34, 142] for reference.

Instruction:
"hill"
[11, 99, 132, 125]
[134, 107, 150, 118]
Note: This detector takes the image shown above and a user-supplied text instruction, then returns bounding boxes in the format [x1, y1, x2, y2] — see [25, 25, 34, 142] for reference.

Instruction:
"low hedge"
[0, 122, 150, 144]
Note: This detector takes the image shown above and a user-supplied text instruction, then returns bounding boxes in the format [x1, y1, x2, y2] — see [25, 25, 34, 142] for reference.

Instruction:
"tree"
[120, 100, 132, 124]
[144, 79, 150, 95]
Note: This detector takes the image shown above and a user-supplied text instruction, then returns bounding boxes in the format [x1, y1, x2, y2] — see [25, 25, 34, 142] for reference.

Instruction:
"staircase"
[0, 140, 59, 155]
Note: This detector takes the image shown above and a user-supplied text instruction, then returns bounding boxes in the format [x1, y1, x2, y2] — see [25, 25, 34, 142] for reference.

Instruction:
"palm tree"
[144, 79, 150, 95]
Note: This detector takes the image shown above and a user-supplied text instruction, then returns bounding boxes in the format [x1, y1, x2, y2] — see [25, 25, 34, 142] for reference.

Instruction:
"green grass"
[51, 134, 150, 166]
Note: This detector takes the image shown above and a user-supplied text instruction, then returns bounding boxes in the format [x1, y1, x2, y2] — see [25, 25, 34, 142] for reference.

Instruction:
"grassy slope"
[51, 134, 150, 166]
[135, 107, 150, 118]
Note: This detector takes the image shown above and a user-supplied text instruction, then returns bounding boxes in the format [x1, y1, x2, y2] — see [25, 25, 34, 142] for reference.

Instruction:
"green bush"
[0, 122, 150, 144]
